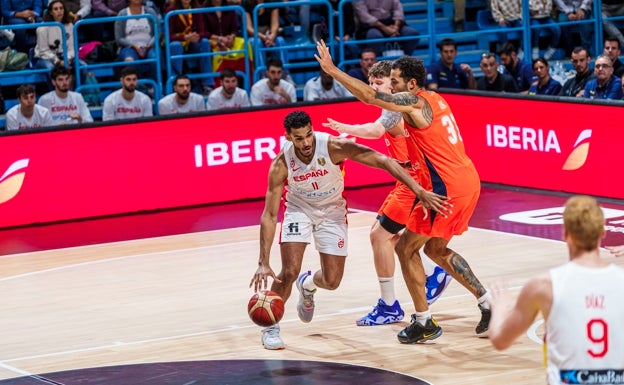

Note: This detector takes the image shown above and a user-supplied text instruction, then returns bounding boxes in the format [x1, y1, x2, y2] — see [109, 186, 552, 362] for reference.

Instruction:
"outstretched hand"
[322, 118, 345, 134]
[315, 40, 336, 74]
[249, 264, 282, 292]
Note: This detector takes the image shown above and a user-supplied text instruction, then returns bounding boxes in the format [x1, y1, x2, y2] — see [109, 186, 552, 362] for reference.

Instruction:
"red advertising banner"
[0, 102, 388, 228]
[0, 94, 622, 229]
[444, 93, 623, 200]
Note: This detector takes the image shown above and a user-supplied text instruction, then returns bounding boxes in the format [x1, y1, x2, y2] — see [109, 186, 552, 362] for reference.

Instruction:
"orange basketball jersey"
[403, 90, 480, 239]
[404, 90, 480, 198]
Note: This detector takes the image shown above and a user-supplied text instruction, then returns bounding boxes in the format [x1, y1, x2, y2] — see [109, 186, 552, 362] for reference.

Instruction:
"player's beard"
[223, 87, 235, 98]
[178, 91, 190, 100]
[123, 84, 136, 93]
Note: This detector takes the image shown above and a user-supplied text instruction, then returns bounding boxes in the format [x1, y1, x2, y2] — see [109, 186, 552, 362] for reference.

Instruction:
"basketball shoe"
[397, 315, 443, 344]
[356, 298, 404, 326]
[296, 270, 316, 323]
[261, 324, 285, 350]
[476, 303, 491, 337]
[426, 266, 452, 305]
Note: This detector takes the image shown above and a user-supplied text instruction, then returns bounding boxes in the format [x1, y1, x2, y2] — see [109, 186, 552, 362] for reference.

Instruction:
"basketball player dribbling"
[249, 110, 451, 350]
[489, 196, 624, 384]
[315, 41, 491, 343]
[322, 60, 452, 327]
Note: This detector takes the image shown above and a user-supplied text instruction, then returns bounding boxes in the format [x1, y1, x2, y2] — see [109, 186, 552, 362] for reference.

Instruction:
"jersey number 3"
[441, 114, 462, 145]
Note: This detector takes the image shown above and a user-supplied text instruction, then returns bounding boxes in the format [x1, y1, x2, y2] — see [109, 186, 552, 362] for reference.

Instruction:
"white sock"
[415, 310, 431, 326]
[478, 291, 491, 309]
[378, 276, 395, 305]
[302, 272, 317, 292]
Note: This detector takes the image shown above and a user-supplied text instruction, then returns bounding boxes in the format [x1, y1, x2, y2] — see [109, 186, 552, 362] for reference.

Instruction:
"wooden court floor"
[1, 212, 622, 385]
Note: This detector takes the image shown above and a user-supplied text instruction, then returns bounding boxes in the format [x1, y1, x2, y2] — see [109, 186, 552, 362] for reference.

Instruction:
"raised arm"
[329, 136, 451, 215]
[315, 40, 412, 114]
[323, 117, 385, 138]
[322, 110, 403, 139]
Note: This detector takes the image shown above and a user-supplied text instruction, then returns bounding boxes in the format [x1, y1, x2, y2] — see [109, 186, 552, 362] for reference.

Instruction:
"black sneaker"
[476, 303, 491, 337]
[397, 315, 442, 344]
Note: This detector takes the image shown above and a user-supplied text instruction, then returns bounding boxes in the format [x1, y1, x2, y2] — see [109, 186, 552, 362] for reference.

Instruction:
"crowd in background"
[0, 0, 624, 129]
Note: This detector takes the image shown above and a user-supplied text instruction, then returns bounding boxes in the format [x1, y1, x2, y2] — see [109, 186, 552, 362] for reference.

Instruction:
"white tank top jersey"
[546, 262, 624, 385]
[283, 131, 346, 222]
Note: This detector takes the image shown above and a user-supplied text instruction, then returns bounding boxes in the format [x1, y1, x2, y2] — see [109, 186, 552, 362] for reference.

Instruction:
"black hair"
[391, 56, 426, 88]
[266, 57, 283, 70]
[437, 38, 457, 50]
[16, 84, 36, 99]
[220, 68, 237, 79]
[604, 36, 620, 50]
[283, 110, 311, 133]
[173, 74, 191, 85]
[44, 0, 72, 23]
[50, 64, 71, 80]
[497, 41, 517, 56]
[120, 66, 138, 78]
[360, 48, 376, 57]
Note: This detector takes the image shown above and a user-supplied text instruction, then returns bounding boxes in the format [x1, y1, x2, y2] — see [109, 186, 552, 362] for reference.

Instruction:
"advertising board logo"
[562, 129, 592, 171]
[0, 159, 29, 205]
[500, 206, 624, 235]
[485, 125, 593, 171]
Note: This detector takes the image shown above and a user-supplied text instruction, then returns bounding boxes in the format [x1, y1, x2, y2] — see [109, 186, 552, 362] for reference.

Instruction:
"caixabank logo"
[0, 159, 29, 205]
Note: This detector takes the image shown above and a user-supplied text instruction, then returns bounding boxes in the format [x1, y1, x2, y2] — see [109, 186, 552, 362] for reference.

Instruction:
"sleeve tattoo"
[380, 110, 402, 130]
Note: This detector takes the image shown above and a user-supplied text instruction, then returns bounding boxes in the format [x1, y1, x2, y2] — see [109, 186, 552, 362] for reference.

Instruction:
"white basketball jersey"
[546, 262, 624, 385]
[158, 93, 205, 115]
[283, 131, 346, 222]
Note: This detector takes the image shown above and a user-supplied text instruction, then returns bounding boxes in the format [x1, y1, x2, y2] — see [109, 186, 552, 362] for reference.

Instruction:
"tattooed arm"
[316, 41, 412, 111]
[315, 40, 432, 129]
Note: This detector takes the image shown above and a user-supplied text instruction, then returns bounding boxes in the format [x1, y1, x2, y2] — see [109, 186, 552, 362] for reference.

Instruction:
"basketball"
[247, 290, 285, 327]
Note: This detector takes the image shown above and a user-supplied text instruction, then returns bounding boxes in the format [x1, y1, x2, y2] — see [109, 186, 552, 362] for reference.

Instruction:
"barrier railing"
[337, 0, 430, 68]
[163, 5, 250, 94]
[73, 14, 163, 105]
[252, 0, 334, 82]
[0, 22, 68, 84]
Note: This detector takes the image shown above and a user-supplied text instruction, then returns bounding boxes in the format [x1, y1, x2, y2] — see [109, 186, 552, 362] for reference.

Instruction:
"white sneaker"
[261, 324, 285, 350]
[296, 270, 315, 323]
[544, 47, 556, 61]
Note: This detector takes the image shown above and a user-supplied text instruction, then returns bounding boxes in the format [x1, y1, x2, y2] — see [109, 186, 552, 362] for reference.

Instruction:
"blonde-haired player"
[489, 195, 624, 384]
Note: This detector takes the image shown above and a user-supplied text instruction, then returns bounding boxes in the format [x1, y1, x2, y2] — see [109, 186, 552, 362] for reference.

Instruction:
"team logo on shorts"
[337, 237, 345, 248]
[286, 222, 300, 235]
